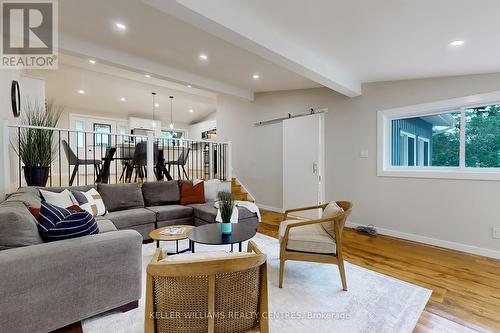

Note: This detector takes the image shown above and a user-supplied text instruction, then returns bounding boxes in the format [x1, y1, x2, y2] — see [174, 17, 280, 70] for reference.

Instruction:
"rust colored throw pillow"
[180, 182, 205, 205]
[29, 207, 41, 221]
[67, 205, 84, 212]
[29, 205, 83, 221]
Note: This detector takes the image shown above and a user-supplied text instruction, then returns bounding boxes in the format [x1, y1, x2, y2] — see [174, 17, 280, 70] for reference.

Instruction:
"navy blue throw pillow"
[38, 201, 99, 241]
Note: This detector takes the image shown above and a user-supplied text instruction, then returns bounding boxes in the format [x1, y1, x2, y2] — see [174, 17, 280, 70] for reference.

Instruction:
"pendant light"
[169, 96, 174, 129]
[151, 92, 157, 127]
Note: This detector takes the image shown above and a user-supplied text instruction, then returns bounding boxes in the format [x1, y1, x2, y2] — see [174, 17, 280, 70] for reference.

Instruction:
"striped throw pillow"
[38, 201, 99, 242]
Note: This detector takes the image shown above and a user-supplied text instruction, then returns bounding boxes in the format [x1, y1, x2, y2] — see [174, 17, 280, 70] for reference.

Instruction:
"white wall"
[217, 72, 500, 257]
[61, 108, 192, 135]
[169, 122, 190, 137]
[0, 70, 21, 198]
[0, 71, 47, 197]
[129, 117, 162, 137]
[188, 112, 216, 141]
[65, 109, 127, 129]
[217, 95, 282, 209]
[19, 75, 45, 106]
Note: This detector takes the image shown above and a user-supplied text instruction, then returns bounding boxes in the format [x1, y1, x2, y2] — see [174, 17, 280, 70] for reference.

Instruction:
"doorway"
[283, 113, 325, 218]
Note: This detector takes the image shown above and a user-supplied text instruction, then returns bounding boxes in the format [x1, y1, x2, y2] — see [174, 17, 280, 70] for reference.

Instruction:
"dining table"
[100, 145, 175, 183]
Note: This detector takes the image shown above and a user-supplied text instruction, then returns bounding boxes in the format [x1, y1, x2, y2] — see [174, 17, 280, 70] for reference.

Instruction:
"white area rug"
[83, 233, 431, 333]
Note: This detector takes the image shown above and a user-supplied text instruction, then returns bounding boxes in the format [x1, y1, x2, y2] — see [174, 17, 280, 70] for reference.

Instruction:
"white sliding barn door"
[283, 114, 325, 219]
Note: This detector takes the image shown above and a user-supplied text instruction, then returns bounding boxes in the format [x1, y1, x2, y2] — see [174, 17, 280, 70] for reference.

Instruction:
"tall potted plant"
[13, 100, 63, 186]
[218, 191, 234, 234]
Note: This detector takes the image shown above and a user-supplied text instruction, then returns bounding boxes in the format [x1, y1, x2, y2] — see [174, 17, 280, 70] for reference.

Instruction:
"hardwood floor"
[55, 207, 500, 333]
[259, 209, 500, 333]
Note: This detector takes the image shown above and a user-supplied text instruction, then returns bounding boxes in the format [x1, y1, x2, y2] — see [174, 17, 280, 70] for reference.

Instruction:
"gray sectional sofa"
[97, 181, 259, 239]
[0, 188, 142, 333]
[0, 180, 258, 333]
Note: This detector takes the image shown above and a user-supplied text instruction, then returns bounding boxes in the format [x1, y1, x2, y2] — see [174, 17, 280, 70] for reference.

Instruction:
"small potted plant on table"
[218, 192, 234, 234]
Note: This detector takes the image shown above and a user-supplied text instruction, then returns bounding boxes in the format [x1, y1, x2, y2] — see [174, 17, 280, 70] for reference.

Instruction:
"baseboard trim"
[346, 221, 500, 260]
[256, 204, 284, 213]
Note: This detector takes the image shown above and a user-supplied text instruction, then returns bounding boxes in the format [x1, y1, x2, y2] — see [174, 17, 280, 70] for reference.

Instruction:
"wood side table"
[149, 225, 195, 254]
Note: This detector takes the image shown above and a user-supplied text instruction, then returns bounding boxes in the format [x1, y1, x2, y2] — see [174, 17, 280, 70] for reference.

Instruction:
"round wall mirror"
[11, 80, 21, 118]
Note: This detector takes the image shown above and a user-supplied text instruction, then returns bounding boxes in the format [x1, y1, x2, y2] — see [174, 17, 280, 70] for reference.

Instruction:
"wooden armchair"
[145, 241, 268, 333]
[279, 201, 353, 290]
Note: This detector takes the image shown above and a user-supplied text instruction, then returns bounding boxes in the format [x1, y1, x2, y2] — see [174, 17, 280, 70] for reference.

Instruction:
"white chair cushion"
[160, 251, 252, 262]
[279, 219, 336, 254]
[321, 201, 344, 239]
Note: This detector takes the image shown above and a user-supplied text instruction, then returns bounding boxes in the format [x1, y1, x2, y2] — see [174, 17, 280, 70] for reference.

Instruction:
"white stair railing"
[2, 121, 232, 194]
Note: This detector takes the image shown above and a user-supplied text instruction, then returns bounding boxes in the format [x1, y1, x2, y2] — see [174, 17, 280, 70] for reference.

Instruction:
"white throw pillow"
[193, 179, 204, 186]
[321, 201, 344, 239]
[71, 188, 106, 217]
[39, 189, 76, 208]
[218, 181, 232, 194]
[204, 179, 221, 201]
[322, 201, 344, 219]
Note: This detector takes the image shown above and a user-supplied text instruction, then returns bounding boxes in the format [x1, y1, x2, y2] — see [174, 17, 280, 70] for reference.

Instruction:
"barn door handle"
[312, 162, 318, 174]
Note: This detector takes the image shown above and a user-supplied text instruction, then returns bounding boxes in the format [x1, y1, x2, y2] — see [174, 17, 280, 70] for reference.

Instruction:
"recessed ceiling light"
[199, 54, 208, 60]
[155, 103, 160, 108]
[78, 89, 85, 95]
[252, 74, 260, 79]
[189, 109, 193, 113]
[88, 59, 96, 64]
[187, 85, 192, 88]
[120, 97, 126, 102]
[115, 22, 127, 30]
[450, 40, 465, 46]
[145, 74, 151, 78]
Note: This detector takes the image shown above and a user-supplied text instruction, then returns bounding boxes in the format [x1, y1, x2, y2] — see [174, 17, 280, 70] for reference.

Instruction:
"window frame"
[399, 131, 416, 166]
[377, 90, 500, 181]
[93, 123, 112, 148]
[160, 129, 188, 146]
[74, 120, 85, 148]
[417, 137, 430, 167]
[117, 124, 129, 144]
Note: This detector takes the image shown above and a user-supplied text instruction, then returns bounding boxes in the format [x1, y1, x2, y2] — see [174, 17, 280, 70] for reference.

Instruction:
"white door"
[283, 113, 325, 219]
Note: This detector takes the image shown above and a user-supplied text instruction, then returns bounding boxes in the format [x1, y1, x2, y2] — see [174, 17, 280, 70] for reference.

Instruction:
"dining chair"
[145, 241, 268, 333]
[61, 140, 103, 186]
[118, 145, 135, 182]
[279, 201, 353, 290]
[165, 147, 191, 179]
[126, 141, 158, 182]
[96, 147, 116, 184]
[155, 149, 173, 181]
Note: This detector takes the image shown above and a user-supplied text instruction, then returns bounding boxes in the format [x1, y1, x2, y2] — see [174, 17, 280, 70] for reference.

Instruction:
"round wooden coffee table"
[149, 225, 195, 254]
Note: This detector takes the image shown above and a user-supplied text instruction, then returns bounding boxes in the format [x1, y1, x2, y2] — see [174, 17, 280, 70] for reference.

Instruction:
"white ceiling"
[27, 55, 217, 124]
[171, 0, 500, 87]
[56, 0, 500, 99]
[58, 0, 320, 98]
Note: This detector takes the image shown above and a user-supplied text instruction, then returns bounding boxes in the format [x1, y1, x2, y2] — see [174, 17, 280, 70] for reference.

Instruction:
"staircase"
[231, 178, 252, 202]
